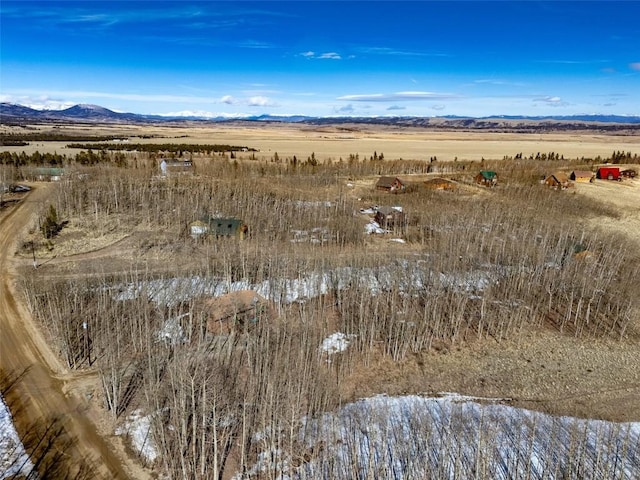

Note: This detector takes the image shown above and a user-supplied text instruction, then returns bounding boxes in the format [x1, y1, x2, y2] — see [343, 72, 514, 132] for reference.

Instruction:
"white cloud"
[160, 110, 250, 118]
[318, 52, 341, 60]
[0, 94, 75, 110]
[300, 51, 341, 60]
[3, 88, 221, 105]
[362, 47, 448, 57]
[533, 95, 569, 108]
[386, 105, 406, 111]
[534, 95, 562, 103]
[220, 95, 236, 104]
[629, 62, 640, 71]
[338, 91, 458, 102]
[248, 96, 277, 107]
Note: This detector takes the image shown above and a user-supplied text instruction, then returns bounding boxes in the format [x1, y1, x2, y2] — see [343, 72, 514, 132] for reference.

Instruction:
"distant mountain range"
[2, 102, 640, 130]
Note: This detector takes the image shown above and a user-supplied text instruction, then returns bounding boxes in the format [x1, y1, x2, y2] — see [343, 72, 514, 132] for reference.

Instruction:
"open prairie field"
[2, 122, 640, 162]
[2, 121, 639, 479]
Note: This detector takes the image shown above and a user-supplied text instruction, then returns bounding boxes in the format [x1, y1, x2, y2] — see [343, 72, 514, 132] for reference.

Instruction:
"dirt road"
[0, 185, 132, 479]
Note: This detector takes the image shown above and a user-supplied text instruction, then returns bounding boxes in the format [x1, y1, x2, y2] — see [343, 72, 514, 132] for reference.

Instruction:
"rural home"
[160, 158, 194, 176]
[374, 207, 405, 232]
[544, 172, 572, 189]
[190, 216, 248, 239]
[29, 167, 65, 182]
[424, 178, 456, 191]
[570, 170, 595, 183]
[475, 171, 498, 187]
[201, 290, 274, 335]
[375, 176, 406, 193]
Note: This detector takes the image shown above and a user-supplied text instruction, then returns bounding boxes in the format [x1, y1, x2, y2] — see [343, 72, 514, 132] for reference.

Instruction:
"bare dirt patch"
[574, 176, 640, 247]
[339, 327, 640, 423]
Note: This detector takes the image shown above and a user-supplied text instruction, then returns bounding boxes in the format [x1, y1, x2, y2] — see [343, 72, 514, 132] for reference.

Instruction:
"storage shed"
[570, 170, 595, 183]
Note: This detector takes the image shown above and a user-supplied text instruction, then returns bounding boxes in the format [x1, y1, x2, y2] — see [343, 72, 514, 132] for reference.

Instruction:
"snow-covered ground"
[115, 409, 159, 464]
[320, 332, 355, 358]
[112, 261, 494, 308]
[242, 394, 640, 480]
[0, 393, 34, 479]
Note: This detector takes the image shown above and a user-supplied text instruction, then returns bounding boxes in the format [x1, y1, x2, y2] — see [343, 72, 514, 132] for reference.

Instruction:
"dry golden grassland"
[3, 122, 640, 162]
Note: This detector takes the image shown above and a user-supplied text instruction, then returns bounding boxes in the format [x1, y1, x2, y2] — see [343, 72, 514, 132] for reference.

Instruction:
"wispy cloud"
[335, 104, 355, 114]
[533, 95, 569, 107]
[629, 62, 640, 71]
[386, 105, 406, 111]
[300, 51, 342, 60]
[537, 59, 610, 65]
[337, 91, 459, 102]
[474, 79, 527, 87]
[318, 52, 341, 60]
[0, 94, 75, 111]
[534, 95, 562, 103]
[361, 47, 449, 57]
[4, 88, 282, 111]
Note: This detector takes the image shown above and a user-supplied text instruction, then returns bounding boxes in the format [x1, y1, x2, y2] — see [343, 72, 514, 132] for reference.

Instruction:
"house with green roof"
[475, 170, 498, 187]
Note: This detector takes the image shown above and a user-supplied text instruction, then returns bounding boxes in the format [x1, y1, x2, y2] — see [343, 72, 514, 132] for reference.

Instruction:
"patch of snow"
[290, 394, 640, 479]
[320, 332, 355, 356]
[115, 409, 158, 463]
[0, 393, 34, 479]
[291, 200, 334, 208]
[364, 221, 388, 234]
[291, 228, 331, 244]
[112, 259, 499, 309]
[156, 313, 189, 346]
[389, 238, 406, 243]
[232, 449, 290, 480]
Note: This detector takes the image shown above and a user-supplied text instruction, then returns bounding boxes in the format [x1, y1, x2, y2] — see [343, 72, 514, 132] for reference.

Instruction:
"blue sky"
[1, 1, 639, 118]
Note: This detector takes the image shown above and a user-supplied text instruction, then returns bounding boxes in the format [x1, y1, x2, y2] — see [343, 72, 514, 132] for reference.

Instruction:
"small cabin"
[190, 216, 248, 239]
[570, 170, 595, 183]
[475, 171, 498, 187]
[544, 172, 572, 189]
[375, 176, 406, 193]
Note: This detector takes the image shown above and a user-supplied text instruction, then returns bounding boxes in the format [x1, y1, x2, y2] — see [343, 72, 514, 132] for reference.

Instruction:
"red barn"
[597, 167, 621, 181]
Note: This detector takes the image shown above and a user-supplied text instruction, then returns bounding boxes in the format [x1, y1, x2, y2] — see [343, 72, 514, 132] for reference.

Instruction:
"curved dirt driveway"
[0, 185, 132, 479]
